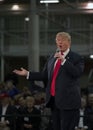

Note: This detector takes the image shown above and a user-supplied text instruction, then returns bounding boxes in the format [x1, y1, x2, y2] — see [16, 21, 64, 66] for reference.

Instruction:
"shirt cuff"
[61, 59, 66, 65]
[26, 71, 30, 79]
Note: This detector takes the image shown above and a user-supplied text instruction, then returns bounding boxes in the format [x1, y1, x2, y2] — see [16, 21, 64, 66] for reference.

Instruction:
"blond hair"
[26, 96, 35, 104]
[56, 32, 71, 43]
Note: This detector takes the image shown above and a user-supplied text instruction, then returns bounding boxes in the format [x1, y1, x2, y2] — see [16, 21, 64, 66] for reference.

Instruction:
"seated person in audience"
[86, 93, 93, 130]
[21, 86, 32, 98]
[0, 92, 17, 130]
[19, 96, 41, 130]
[75, 96, 88, 130]
[15, 95, 26, 130]
[5, 80, 20, 98]
[17, 96, 26, 112]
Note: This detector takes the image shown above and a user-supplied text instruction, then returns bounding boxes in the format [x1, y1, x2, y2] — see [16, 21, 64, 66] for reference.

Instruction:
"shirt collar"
[63, 48, 70, 57]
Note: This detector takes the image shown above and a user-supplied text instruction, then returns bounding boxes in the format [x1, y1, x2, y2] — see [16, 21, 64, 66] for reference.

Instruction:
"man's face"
[26, 101, 34, 108]
[56, 35, 70, 52]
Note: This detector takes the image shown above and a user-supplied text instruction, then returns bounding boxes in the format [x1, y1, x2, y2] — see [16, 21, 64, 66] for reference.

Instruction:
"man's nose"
[59, 42, 62, 45]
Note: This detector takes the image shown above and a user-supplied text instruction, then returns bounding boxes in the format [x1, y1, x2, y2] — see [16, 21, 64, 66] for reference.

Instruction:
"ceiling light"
[86, 2, 93, 9]
[11, 5, 20, 10]
[90, 54, 93, 59]
[25, 17, 30, 21]
[40, 0, 59, 4]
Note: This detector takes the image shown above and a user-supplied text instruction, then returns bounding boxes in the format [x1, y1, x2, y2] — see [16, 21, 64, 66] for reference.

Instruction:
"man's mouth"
[59, 46, 62, 49]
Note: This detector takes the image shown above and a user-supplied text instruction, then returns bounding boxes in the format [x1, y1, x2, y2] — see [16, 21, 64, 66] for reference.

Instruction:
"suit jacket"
[0, 104, 17, 130]
[29, 50, 84, 110]
[19, 107, 41, 130]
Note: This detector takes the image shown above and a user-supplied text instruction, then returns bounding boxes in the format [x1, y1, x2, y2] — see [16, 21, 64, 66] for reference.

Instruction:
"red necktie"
[50, 59, 61, 96]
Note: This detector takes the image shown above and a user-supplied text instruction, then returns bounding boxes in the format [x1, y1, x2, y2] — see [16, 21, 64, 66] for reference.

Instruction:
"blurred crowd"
[0, 79, 51, 130]
[0, 79, 93, 130]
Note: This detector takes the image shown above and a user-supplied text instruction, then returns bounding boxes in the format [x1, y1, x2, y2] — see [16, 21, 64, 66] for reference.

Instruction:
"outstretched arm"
[13, 67, 28, 77]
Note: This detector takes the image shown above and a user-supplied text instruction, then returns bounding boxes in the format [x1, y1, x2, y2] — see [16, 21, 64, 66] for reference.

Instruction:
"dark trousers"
[48, 96, 80, 130]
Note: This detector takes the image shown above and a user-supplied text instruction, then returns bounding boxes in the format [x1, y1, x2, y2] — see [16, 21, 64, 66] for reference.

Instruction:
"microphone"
[54, 48, 61, 59]
[56, 48, 61, 53]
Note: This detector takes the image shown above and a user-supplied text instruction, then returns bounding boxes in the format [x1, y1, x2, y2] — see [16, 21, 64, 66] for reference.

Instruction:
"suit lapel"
[58, 51, 72, 75]
[65, 50, 71, 60]
[48, 56, 56, 79]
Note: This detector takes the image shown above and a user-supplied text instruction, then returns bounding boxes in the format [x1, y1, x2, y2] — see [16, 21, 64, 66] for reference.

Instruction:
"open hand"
[13, 67, 28, 76]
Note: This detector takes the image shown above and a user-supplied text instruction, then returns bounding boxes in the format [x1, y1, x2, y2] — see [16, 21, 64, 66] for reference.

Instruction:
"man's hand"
[54, 52, 64, 62]
[13, 67, 28, 76]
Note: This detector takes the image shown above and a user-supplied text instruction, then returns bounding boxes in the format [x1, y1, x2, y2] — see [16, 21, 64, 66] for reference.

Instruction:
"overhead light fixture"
[90, 54, 93, 59]
[25, 17, 30, 22]
[77, 1, 93, 10]
[11, 4, 20, 10]
[86, 2, 93, 9]
[40, 0, 59, 4]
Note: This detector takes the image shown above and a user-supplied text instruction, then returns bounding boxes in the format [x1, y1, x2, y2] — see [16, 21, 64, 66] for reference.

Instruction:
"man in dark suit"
[0, 92, 17, 130]
[13, 32, 84, 130]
